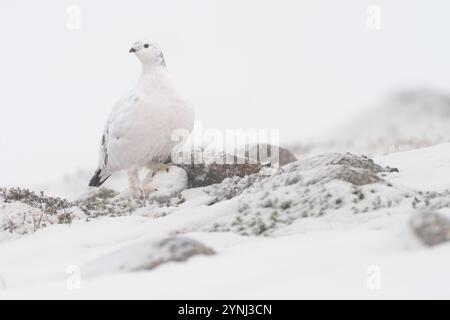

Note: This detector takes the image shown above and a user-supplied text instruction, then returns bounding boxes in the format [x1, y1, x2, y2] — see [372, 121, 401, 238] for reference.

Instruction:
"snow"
[375, 143, 450, 191]
[2, 144, 450, 299]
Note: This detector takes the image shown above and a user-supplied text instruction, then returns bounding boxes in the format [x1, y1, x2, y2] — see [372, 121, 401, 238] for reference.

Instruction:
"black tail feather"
[88, 169, 111, 187]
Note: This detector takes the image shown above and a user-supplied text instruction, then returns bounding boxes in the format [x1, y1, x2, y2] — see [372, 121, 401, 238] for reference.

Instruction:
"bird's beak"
[129, 47, 136, 53]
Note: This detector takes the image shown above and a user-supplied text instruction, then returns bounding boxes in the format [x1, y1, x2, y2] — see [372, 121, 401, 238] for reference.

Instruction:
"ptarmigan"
[89, 40, 194, 198]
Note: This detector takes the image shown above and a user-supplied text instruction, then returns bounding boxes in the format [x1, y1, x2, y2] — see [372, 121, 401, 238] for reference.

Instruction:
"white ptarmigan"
[89, 40, 194, 198]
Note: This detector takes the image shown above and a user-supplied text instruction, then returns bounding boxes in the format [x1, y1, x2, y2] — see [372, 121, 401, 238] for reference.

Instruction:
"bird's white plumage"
[92, 41, 194, 190]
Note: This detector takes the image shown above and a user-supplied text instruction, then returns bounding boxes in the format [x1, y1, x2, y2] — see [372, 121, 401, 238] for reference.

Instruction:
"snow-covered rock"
[178, 151, 267, 188]
[146, 165, 188, 203]
[288, 152, 398, 173]
[202, 153, 411, 236]
[83, 236, 215, 276]
[244, 143, 298, 166]
[178, 144, 297, 188]
[410, 211, 450, 246]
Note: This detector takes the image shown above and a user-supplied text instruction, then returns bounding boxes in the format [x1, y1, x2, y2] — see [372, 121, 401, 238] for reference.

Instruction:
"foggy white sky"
[1, 0, 450, 186]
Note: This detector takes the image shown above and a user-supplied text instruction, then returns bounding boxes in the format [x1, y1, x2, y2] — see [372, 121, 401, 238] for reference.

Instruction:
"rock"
[82, 236, 215, 276]
[177, 151, 267, 188]
[181, 161, 266, 189]
[304, 165, 383, 186]
[205, 153, 389, 203]
[410, 211, 450, 246]
[203, 152, 409, 236]
[278, 146, 298, 166]
[286, 152, 398, 174]
[148, 237, 215, 268]
[176, 145, 297, 188]
[204, 167, 273, 202]
[245, 143, 298, 166]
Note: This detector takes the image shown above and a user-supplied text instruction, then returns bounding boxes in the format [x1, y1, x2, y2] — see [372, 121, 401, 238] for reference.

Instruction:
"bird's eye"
[144, 44, 149, 48]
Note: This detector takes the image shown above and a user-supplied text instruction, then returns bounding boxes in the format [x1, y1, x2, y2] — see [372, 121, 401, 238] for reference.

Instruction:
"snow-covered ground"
[2, 144, 450, 299]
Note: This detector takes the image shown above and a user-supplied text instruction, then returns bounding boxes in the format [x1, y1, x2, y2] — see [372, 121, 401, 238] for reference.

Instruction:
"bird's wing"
[88, 126, 112, 186]
[96, 92, 138, 173]
[97, 127, 109, 170]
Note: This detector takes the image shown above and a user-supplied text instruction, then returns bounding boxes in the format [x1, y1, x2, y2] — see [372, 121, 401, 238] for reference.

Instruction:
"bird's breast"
[106, 89, 194, 170]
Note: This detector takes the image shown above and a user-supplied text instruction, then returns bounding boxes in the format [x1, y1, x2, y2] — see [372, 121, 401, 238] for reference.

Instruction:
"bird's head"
[129, 40, 166, 68]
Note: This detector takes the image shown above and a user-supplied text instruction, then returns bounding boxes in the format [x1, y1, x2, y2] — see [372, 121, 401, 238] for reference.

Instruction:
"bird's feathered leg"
[142, 172, 157, 195]
[142, 163, 159, 195]
[142, 161, 172, 195]
[127, 168, 145, 200]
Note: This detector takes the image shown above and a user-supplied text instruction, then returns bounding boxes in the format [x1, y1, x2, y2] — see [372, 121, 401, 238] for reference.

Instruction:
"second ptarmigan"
[89, 40, 194, 198]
